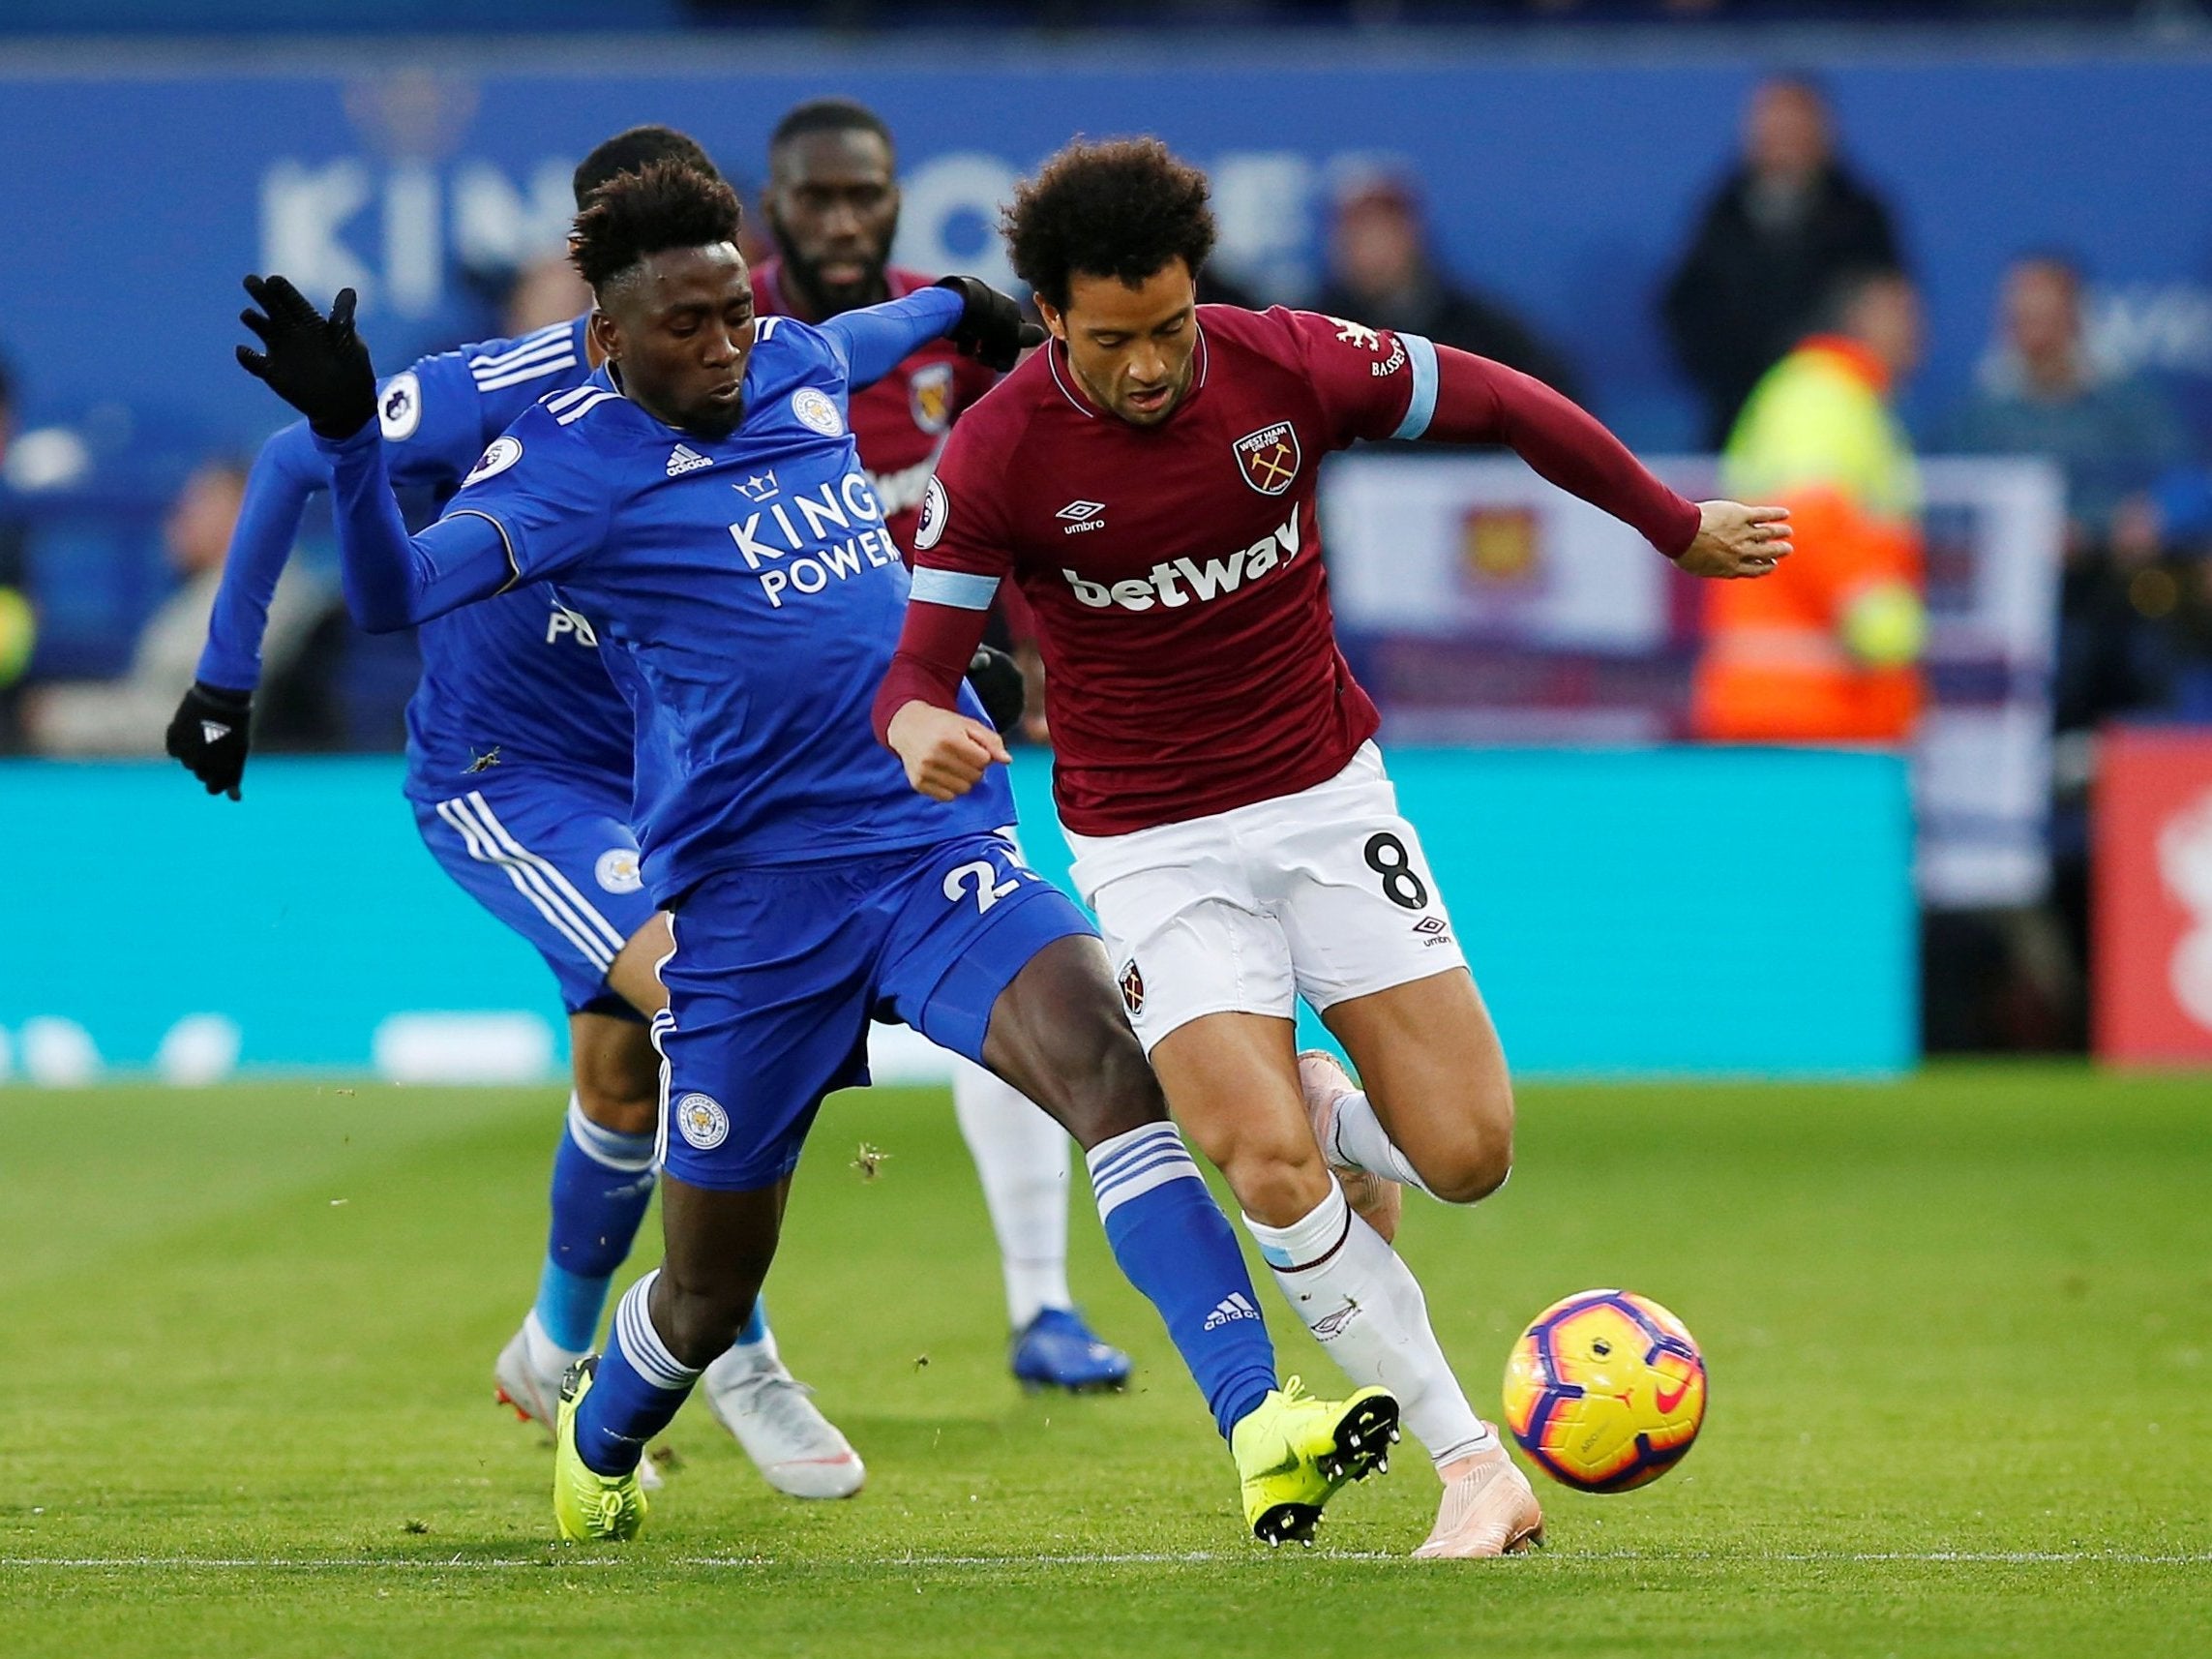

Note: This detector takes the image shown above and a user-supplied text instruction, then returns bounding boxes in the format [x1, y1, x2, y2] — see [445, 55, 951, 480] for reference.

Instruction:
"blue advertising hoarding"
[0, 747, 1914, 1081]
[2, 41, 2209, 460]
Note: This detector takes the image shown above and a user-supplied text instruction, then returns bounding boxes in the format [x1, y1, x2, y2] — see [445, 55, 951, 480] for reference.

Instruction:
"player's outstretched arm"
[823, 279, 1042, 389]
[233, 276, 517, 632]
[167, 420, 325, 799]
[1420, 345, 1787, 575]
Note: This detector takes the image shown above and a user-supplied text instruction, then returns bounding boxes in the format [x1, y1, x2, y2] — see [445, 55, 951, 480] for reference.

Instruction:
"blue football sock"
[575, 1271, 701, 1476]
[534, 1095, 657, 1355]
[1086, 1122, 1277, 1438]
[733, 1297, 768, 1349]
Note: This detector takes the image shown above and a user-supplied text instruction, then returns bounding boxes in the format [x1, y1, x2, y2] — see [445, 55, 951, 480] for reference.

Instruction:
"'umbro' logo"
[1058, 498, 1106, 535]
[666, 444, 711, 477]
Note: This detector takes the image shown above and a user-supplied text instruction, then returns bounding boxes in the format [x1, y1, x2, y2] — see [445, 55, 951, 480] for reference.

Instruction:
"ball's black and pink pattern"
[1502, 1288, 1708, 1493]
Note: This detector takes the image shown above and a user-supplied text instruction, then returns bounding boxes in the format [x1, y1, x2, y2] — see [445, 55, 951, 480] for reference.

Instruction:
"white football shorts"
[1063, 742, 1467, 1052]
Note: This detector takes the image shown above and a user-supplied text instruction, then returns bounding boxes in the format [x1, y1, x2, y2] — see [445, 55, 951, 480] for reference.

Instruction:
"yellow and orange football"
[1502, 1289, 1707, 1492]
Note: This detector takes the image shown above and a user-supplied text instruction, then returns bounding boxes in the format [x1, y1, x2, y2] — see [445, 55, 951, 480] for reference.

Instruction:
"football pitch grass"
[2, 1066, 2206, 1657]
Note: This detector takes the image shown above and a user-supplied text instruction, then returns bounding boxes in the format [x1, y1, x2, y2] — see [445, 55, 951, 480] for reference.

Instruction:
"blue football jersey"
[377, 316, 637, 797]
[441, 315, 1013, 900]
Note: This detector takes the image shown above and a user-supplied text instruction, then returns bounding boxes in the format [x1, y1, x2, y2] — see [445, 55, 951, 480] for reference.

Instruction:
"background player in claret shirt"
[875, 138, 1792, 1558]
[167, 126, 874, 1501]
[752, 98, 1128, 1392]
[233, 163, 1402, 1550]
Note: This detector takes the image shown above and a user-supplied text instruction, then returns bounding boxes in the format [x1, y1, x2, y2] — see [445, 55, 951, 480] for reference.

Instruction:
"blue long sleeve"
[196, 420, 324, 692]
[822, 287, 964, 390]
[316, 422, 518, 633]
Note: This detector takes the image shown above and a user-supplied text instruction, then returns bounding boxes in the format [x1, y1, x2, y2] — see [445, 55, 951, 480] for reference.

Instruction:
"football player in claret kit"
[753, 97, 1129, 1392]
[233, 161, 1402, 1548]
[876, 138, 1792, 1558]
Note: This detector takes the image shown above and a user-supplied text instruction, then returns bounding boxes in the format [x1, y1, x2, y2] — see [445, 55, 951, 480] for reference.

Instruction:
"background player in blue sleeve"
[235, 162, 1402, 1549]
[164, 128, 882, 1500]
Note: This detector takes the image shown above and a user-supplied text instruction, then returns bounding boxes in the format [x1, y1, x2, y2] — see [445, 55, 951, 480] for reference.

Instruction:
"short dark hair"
[570, 161, 744, 292]
[573, 125, 721, 210]
[1003, 137, 1216, 313]
[769, 98, 893, 160]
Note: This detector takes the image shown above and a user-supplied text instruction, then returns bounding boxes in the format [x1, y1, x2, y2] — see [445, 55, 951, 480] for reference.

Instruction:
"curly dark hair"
[1003, 137, 1215, 313]
[572, 125, 720, 211]
[570, 161, 744, 293]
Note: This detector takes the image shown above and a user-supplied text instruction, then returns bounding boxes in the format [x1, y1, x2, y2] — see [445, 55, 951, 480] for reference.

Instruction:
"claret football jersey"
[912, 305, 1437, 836]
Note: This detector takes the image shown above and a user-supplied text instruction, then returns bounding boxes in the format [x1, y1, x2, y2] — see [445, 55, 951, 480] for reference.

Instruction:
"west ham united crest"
[910, 361, 955, 435]
[1233, 422, 1301, 497]
[1118, 958, 1146, 1017]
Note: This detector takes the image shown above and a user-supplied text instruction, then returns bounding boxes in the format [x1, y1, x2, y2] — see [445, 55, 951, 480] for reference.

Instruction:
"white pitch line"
[1, 1550, 2207, 1571]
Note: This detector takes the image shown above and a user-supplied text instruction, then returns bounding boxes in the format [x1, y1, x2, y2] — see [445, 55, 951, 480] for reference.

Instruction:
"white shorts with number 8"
[1064, 742, 1467, 1052]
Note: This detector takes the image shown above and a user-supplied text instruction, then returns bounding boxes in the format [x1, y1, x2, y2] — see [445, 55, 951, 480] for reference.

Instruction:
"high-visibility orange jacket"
[1691, 336, 1927, 743]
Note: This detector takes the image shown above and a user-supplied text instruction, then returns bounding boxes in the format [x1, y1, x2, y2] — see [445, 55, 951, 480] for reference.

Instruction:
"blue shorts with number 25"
[653, 830, 1093, 1191]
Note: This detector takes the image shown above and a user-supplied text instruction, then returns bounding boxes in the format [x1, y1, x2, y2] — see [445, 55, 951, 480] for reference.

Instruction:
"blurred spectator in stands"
[502, 251, 592, 337]
[1945, 255, 2191, 557]
[1315, 166, 1581, 400]
[1692, 266, 1928, 744]
[1662, 75, 1903, 448]
[1944, 254, 2206, 1019]
[24, 460, 327, 756]
[0, 355, 34, 752]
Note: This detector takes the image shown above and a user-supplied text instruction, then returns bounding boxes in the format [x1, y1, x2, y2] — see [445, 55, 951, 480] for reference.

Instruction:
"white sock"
[952, 1055, 1074, 1328]
[1242, 1178, 1494, 1470]
[1326, 1088, 1434, 1197]
[523, 1309, 585, 1378]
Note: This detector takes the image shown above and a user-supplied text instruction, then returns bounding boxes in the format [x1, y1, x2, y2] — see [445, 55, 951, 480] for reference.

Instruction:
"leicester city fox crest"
[1232, 422, 1301, 497]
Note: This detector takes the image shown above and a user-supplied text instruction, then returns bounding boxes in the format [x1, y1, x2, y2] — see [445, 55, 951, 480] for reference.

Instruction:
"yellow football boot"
[553, 1358, 648, 1543]
[1231, 1377, 1400, 1546]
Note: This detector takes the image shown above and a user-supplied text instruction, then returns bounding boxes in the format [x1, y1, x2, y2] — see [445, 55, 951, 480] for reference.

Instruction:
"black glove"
[235, 275, 377, 440]
[965, 644, 1026, 733]
[165, 680, 254, 800]
[934, 276, 1046, 374]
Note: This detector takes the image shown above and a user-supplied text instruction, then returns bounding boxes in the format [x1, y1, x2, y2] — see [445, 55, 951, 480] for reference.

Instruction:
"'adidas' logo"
[1203, 1292, 1261, 1332]
[666, 444, 711, 477]
[200, 721, 231, 744]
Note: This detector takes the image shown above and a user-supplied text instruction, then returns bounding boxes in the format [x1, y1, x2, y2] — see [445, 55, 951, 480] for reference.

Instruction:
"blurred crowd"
[3, 71, 2208, 1046]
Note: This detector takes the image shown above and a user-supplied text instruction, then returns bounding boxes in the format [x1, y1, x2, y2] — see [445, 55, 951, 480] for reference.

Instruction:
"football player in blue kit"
[231, 161, 1400, 1547]
[167, 126, 1074, 1501]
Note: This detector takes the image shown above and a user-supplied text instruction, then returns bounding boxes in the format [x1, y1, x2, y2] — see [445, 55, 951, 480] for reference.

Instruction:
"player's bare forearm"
[1677, 501, 1793, 579]
[884, 700, 1010, 800]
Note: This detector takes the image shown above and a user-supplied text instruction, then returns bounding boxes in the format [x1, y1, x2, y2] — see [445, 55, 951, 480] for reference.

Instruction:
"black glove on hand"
[935, 276, 1046, 374]
[965, 644, 1027, 734]
[235, 275, 377, 440]
[166, 680, 254, 800]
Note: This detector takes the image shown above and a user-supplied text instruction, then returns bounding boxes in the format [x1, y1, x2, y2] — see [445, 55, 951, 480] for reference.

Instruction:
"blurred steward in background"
[24, 460, 328, 756]
[1315, 165, 1581, 401]
[1663, 75, 1903, 448]
[0, 355, 34, 752]
[1692, 266, 1927, 744]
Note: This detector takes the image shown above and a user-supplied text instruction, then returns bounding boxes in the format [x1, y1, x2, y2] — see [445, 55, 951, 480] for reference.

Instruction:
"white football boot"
[1297, 1050, 1404, 1245]
[494, 1322, 664, 1490]
[1413, 1436, 1544, 1558]
[701, 1343, 865, 1499]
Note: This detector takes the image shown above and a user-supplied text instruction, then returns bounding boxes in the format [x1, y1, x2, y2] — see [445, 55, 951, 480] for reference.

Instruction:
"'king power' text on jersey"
[912, 306, 1435, 836]
[444, 316, 1012, 901]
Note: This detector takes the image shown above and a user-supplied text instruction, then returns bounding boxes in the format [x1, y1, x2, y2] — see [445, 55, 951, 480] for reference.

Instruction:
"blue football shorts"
[653, 829, 1094, 1191]
[411, 767, 660, 1018]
